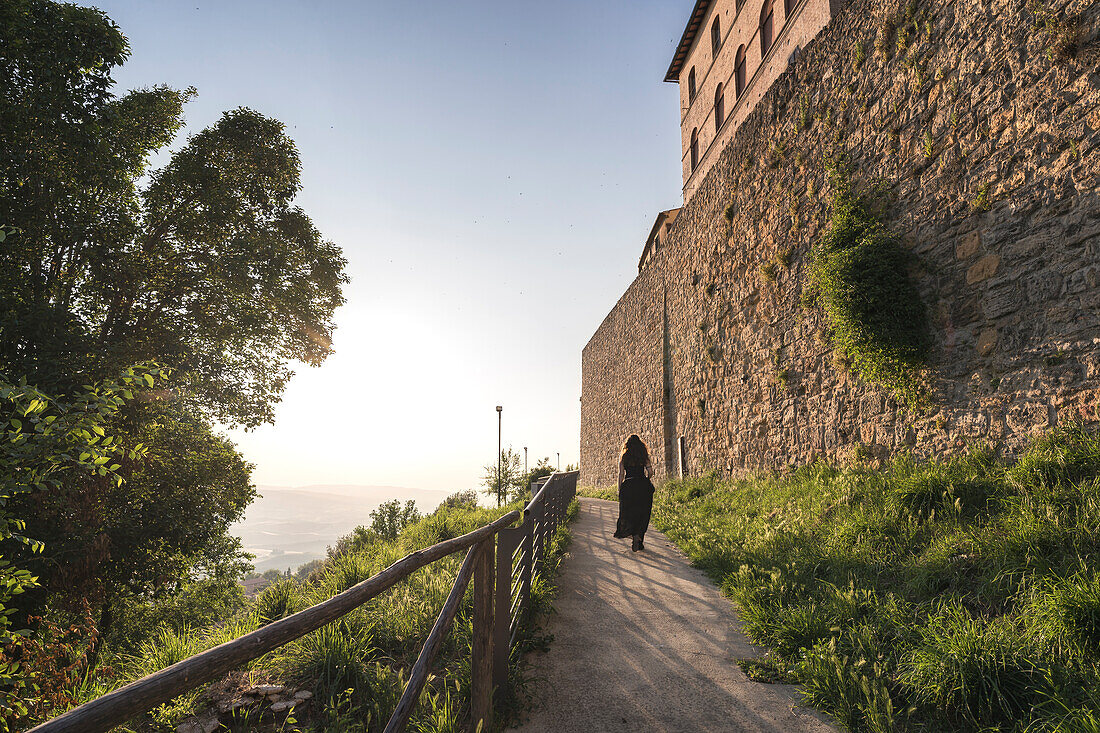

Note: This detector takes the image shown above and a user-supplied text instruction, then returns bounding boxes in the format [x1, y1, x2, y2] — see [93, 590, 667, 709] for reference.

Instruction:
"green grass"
[62, 499, 579, 732]
[577, 486, 618, 501]
[652, 425, 1100, 732]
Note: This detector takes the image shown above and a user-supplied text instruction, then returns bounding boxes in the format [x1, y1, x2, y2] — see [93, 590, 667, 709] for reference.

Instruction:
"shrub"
[810, 164, 931, 407]
[256, 578, 304, 625]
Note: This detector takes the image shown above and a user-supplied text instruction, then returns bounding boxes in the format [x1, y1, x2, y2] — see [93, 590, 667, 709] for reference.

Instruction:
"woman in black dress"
[613, 434, 655, 552]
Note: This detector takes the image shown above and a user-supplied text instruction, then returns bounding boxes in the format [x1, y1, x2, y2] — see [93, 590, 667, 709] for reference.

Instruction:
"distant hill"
[232, 484, 453, 573]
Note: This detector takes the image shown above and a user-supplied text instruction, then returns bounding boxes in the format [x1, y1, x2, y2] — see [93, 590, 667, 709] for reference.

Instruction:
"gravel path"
[508, 498, 837, 733]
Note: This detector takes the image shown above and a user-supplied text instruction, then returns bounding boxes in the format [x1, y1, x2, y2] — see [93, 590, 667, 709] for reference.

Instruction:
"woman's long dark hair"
[620, 434, 650, 468]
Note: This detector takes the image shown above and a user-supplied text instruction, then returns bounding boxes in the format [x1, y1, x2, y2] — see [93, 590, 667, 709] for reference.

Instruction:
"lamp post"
[496, 406, 503, 507]
[557, 452, 560, 471]
[523, 446, 528, 474]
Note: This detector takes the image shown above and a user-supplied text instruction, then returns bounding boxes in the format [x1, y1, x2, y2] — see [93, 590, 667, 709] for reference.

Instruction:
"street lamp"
[523, 446, 528, 474]
[557, 452, 560, 471]
[496, 406, 503, 507]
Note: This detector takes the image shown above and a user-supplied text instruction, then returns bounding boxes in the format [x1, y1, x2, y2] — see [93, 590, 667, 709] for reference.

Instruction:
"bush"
[256, 578, 303, 625]
[810, 164, 931, 407]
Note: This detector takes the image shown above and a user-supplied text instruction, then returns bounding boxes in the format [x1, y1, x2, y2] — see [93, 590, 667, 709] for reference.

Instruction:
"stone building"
[638, 208, 681, 272]
[580, 0, 1100, 489]
[669, 0, 845, 202]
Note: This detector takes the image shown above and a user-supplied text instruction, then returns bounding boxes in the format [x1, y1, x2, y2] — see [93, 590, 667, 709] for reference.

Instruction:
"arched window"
[711, 17, 721, 57]
[690, 128, 699, 171]
[714, 84, 725, 132]
[760, 0, 775, 56]
[688, 67, 697, 100]
[785, 0, 795, 17]
[735, 45, 747, 97]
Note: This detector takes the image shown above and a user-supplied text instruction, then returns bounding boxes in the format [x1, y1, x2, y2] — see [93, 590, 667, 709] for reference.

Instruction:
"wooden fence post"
[471, 538, 494, 732]
[493, 526, 517, 689]
[518, 509, 533, 621]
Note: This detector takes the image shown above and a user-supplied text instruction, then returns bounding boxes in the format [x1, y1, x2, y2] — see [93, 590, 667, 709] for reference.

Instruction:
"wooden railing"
[29, 471, 579, 733]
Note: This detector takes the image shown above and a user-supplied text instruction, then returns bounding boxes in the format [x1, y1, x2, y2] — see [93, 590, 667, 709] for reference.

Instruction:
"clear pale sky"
[83, 0, 691, 492]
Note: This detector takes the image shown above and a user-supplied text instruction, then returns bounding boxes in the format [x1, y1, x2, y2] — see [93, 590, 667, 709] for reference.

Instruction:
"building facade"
[668, 0, 845, 201]
[638, 208, 681, 273]
[581, 0, 1100, 489]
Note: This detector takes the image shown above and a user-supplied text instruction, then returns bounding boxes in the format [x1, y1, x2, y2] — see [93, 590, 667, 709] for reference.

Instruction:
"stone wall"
[581, 0, 1100, 489]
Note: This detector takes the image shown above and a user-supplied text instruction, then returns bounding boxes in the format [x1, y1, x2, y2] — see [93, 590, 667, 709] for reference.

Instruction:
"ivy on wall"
[809, 164, 931, 407]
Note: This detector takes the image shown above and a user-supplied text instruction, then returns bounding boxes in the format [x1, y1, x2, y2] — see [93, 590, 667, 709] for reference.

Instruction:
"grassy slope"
[600, 427, 1100, 732]
[70, 499, 578, 733]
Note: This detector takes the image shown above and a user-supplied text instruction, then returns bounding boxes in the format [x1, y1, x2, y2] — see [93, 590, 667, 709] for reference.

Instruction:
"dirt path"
[509, 498, 836, 733]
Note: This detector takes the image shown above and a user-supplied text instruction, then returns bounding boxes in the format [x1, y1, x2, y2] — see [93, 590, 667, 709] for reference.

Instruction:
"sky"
[83, 0, 692, 492]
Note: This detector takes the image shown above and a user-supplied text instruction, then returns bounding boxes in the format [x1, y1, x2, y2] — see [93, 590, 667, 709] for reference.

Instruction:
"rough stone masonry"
[580, 0, 1100, 488]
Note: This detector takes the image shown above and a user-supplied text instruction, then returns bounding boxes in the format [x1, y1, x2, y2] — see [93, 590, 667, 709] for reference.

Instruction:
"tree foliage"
[482, 447, 524, 507]
[368, 500, 421, 542]
[0, 0, 348, 698]
[0, 365, 160, 724]
[0, 0, 348, 426]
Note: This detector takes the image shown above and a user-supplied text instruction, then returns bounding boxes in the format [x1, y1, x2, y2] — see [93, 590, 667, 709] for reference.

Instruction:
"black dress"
[614, 463, 655, 540]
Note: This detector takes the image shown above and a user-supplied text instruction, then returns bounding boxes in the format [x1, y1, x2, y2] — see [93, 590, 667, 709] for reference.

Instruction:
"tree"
[0, 1, 348, 426]
[482, 448, 524, 507]
[369, 500, 421, 541]
[0, 0, 347, 660]
[519, 457, 556, 502]
[437, 490, 479, 512]
[0, 365, 160, 724]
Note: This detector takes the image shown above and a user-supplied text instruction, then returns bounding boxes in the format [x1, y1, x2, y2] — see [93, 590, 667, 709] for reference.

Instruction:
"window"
[785, 0, 796, 17]
[690, 128, 699, 171]
[711, 17, 721, 57]
[760, 0, 775, 56]
[714, 83, 724, 132]
[688, 67, 697, 100]
[735, 45, 747, 97]
[736, 0, 746, 12]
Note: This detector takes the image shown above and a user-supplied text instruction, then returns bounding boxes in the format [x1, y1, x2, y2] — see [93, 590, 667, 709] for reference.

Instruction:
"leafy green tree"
[0, 0, 347, 660]
[482, 448, 524, 507]
[369, 500, 421, 541]
[294, 559, 325, 581]
[0, 365, 159, 724]
[0, 1, 347, 426]
[437, 490, 479, 512]
[518, 457, 556, 502]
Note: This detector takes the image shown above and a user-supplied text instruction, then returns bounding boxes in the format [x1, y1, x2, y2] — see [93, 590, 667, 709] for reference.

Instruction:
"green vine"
[809, 164, 931, 407]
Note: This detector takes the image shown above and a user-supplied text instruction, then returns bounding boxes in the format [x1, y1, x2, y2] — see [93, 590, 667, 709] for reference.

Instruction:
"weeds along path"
[510, 498, 836, 733]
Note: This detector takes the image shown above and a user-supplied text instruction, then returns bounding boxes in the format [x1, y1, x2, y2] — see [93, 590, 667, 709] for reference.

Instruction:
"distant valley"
[232, 484, 452, 573]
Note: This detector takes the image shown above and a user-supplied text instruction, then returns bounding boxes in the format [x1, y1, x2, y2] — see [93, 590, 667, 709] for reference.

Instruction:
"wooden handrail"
[29, 510, 520, 733]
[30, 470, 580, 733]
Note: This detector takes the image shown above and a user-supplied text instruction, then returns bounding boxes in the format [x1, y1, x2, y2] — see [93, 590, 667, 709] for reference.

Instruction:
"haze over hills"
[232, 484, 453, 573]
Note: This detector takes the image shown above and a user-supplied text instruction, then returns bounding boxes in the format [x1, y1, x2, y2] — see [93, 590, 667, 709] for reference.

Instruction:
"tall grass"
[652, 426, 1100, 732]
[62, 498, 579, 732]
